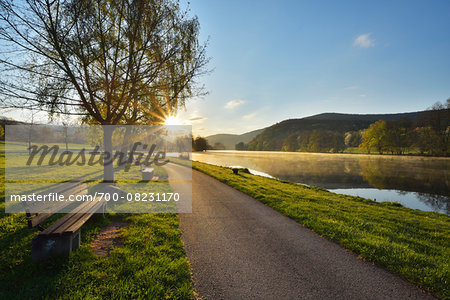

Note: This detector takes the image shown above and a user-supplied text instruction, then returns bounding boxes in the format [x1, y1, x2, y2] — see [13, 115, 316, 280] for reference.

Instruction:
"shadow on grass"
[0, 212, 110, 299]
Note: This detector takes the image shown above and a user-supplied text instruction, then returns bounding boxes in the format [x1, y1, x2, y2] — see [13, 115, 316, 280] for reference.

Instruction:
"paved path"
[165, 163, 435, 300]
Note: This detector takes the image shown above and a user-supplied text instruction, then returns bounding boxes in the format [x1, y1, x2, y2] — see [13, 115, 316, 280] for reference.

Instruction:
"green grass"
[0, 147, 194, 299]
[192, 161, 450, 299]
[0, 210, 193, 299]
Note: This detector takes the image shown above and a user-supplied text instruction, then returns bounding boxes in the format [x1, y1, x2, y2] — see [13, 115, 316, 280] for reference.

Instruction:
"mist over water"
[193, 151, 449, 214]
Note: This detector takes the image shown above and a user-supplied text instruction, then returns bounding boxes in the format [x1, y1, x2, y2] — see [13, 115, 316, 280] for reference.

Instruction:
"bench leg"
[31, 230, 81, 261]
[72, 229, 81, 250]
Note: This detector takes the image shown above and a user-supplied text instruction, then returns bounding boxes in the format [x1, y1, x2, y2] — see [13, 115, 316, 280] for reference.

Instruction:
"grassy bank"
[0, 150, 194, 299]
[192, 161, 449, 299]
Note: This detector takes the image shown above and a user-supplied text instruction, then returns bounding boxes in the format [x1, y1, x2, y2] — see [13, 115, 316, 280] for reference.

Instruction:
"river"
[192, 151, 449, 214]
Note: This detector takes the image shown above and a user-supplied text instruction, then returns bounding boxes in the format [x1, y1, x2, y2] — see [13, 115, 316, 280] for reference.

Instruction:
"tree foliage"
[359, 106, 449, 156]
[0, 0, 209, 180]
[344, 131, 361, 147]
[235, 142, 248, 150]
[360, 120, 387, 154]
[282, 134, 298, 152]
[246, 100, 449, 156]
[415, 127, 442, 155]
[0, 0, 208, 124]
[297, 130, 345, 153]
[192, 137, 210, 151]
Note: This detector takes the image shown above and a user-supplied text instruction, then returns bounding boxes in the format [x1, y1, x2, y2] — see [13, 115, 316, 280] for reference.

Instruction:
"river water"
[192, 151, 449, 214]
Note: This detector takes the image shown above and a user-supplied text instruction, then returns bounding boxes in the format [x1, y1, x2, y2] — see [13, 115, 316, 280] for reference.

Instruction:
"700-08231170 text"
[10, 192, 180, 202]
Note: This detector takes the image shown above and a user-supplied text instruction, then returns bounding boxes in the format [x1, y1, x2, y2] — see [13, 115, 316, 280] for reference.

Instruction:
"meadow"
[0, 143, 194, 299]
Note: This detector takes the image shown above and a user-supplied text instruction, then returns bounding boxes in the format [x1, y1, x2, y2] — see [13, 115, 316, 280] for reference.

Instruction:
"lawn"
[192, 161, 450, 299]
[0, 146, 194, 299]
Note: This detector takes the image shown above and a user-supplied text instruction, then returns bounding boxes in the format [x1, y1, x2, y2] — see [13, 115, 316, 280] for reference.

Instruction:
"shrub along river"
[192, 151, 449, 214]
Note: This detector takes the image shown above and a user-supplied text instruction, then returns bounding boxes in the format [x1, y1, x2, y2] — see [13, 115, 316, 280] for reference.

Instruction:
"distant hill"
[303, 112, 420, 122]
[206, 128, 264, 149]
[247, 111, 426, 151]
[0, 116, 27, 126]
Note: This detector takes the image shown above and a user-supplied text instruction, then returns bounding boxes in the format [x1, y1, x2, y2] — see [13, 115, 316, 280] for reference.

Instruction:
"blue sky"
[177, 0, 450, 136]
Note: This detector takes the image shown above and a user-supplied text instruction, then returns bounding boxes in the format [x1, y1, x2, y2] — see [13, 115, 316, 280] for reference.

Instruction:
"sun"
[164, 115, 181, 125]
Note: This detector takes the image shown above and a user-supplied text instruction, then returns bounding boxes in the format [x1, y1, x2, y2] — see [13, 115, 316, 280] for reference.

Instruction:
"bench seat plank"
[40, 199, 100, 235]
[62, 206, 102, 235]
[52, 201, 104, 235]
[27, 184, 88, 228]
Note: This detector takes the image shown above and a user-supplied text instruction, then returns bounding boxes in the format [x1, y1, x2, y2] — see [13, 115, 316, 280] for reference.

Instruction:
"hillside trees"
[0, 0, 208, 181]
[415, 127, 442, 155]
[282, 134, 299, 152]
[251, 109, 448, 155]
[416, 101, 450, 155]
[344, 131, 361, 147]
[306, 130, 344, 153]
[235, 142, 248, 150]
[383, 118, 413, 155]
[248, 138, 283, 151]
[360, 120, 412, 155]
[281, 131, 345, 153]
[245, 101, 449, 155]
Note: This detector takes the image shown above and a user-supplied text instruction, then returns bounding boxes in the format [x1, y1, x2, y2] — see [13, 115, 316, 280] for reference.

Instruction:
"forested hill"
[206, 128, 264, 150]
[302, 112, 420, 122]
[246, 111, 431, 151]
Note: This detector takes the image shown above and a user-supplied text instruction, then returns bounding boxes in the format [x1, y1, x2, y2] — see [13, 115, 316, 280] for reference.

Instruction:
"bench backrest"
[23, 180, 88, 229]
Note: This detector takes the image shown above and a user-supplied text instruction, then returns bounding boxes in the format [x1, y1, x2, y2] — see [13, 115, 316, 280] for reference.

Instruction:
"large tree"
[0, 0, 208, 181]
[359, 120, 387, 154]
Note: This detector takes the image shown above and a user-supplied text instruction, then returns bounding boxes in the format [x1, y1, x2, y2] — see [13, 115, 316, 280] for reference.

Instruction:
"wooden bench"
[23, 180, 105, 261]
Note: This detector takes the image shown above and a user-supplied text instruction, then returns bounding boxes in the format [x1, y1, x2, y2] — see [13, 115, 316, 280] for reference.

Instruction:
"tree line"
[240, 100, 450, 156]
[360, 101, 449, 155]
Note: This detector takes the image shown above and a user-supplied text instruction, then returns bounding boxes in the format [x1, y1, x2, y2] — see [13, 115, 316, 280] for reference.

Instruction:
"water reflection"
[359, 158, 449, 196]
[415, 193, 449, 214]
[193, 151, 449, 214]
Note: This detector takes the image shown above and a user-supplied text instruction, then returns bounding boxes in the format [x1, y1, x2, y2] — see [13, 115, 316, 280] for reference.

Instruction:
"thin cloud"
[185, 115, 207, 125]
[353, 33, 375, 48]
[188, 116, 207, 121]
[225, 100, 245, 109]
[243, 112, 257, 120]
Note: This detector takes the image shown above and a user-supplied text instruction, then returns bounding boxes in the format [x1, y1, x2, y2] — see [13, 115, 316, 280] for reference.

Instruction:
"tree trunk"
[120, 126, 132, 159]
[103, 125, 114, 183]
[64, 126, 68, 151]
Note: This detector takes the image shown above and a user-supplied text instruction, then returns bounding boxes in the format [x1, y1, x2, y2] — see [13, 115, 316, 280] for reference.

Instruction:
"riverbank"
[197, 149, 450, 159]
[192, 150, 449, 213]
[192, 161, 449, 299]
